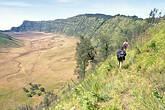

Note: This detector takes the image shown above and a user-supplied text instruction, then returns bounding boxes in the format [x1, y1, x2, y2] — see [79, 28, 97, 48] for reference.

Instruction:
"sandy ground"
[0, 32, 78, 109]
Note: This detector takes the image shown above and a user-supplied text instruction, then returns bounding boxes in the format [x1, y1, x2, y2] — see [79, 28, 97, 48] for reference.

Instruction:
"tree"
[98, 35, 112, 61]
[27, 94, 32, 97]
[31, 91, 36, 95]
[149, 8, 162, 23]
[23, 87, 29, 93]
[40, 87, 45, 92]
[149, 8, 157, 23]
[34, 84, 39, 90]
[75, 36, 95, 79]
[38, 92, 42, 96]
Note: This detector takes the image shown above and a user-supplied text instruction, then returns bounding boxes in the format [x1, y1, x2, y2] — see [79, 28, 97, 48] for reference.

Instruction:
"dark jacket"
[117, 50, 126, 61]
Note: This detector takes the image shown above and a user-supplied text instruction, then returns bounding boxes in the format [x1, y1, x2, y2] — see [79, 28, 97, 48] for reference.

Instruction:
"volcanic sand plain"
[0, 32, 78, 109]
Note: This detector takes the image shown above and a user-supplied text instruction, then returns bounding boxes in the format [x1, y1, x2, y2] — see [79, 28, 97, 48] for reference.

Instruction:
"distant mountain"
[10, 14, 112, 33]
[9, 14, 143, 34]
[8, 14, 146, 49]
[0, 32, 23, 48]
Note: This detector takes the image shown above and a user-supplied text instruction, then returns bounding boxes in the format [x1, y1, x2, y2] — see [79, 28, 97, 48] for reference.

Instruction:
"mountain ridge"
[4, 14, 142, 33]
[5, 13, 145, 52]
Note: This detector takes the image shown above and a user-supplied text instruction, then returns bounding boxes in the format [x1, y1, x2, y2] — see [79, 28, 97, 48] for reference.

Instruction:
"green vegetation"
[0, 32, 23, 48]
[42, 17, 164, 109]
[40, 87, 45, 93]
[149, 8, 162, 23]
[23, 87, 29, 93]
[97, 35, 112, 61]
[18, 104, 33, 110]
[75, 36, 95, 79]
[23, 83, 46, 97]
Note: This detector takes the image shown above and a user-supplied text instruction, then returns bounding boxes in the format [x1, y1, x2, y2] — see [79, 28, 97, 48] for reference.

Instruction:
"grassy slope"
[0, 32, 23, 48]
[50, 20, 165, 109]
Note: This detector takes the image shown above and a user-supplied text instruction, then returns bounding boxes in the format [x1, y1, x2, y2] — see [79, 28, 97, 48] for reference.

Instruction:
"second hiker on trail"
[123, 40, 129, 50]
[117, 46, 126, 69]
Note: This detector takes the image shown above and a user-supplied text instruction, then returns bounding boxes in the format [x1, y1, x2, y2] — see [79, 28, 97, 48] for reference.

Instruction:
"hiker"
[123, 40, 129, 50]
[117, 46, 126, 68]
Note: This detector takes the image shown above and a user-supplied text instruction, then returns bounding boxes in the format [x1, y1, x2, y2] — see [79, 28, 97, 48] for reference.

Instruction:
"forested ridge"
[10, 14, 144, 41]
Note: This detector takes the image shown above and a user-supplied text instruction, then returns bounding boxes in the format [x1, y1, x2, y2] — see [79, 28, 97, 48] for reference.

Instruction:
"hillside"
[0, 32, 23, 48]
[9, 14, 146, 50]
[35, 19, 165, 109]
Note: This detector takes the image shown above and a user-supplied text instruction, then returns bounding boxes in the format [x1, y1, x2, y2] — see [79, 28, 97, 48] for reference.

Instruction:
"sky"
[0, 0, 165, 30]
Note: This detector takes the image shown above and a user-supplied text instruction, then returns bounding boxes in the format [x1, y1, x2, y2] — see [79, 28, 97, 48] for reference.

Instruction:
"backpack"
[123, 42, 127, 47]
[119, 50, 125, 58]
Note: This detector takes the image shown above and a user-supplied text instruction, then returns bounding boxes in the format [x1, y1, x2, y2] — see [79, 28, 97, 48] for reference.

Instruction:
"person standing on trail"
[123, 40, 129, 50]
[117, 46, 126, 69]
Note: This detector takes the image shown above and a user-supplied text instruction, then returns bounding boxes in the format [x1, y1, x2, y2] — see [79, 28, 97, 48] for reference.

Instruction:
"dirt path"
[121, 88, 130, 110]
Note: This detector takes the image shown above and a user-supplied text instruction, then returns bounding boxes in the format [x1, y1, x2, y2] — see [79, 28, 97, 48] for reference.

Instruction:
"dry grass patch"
[0, 32, 78, 109]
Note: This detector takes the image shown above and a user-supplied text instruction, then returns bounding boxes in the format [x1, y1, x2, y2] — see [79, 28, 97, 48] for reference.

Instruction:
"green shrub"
[23, 87, 29, 93]
[31, 91, 36, 95]
[27, 94, 32, 97]
[38, 92, 42, 96]
[40, 87, 45, 92]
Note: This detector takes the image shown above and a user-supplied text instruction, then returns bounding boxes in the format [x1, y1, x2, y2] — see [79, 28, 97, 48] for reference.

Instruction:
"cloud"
[1, 1, 31, 7]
